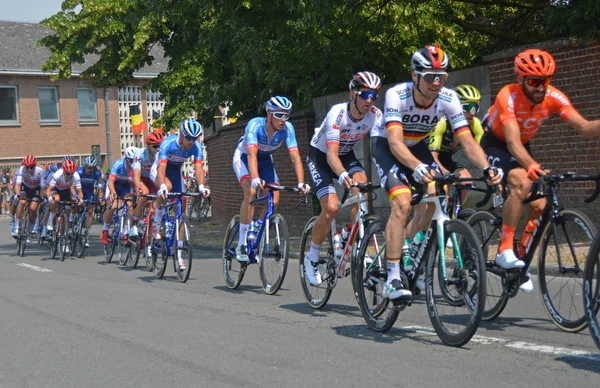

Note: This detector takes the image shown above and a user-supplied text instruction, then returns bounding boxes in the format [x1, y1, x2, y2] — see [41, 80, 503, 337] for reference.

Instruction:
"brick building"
[0, 21, 168, 171]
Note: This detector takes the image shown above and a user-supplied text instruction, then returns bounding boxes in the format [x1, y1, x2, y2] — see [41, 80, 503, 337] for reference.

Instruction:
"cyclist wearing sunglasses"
[46, 160, 83, 248]
[100, 147, 138, 245]
[12, 155, 45, 238]
[371, 45, 500, 300]
[429, 84, 485, 203]
[233, 96, 309, 263]
[303, 71, 382, 285]
[481, 49, 600, 290]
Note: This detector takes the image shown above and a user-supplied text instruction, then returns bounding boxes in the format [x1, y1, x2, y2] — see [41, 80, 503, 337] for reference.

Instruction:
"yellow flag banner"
[130, 104, 147, 135]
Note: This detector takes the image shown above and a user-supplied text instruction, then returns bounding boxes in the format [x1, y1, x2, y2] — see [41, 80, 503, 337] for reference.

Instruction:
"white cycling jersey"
[310, 102, 383, 155]
[371, 82, 469, 147]
[49, 169, 82, 191]
[15, 166, 45, 189]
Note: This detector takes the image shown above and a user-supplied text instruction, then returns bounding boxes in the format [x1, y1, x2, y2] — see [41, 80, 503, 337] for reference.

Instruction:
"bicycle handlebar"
[339, 182, 381, 205]
[410, 174, 497, 206]
[522, 172, 600, 205]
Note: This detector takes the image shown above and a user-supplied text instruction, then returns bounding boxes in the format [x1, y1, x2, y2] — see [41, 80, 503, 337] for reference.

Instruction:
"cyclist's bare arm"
[194, 162, 206, 188]
[456, 130, 491, 170]
[387, 125, 422, 171]
[246, 147, 261, 183]
[107, 176, 118, 198]
[326, 142, 351, 188]
[155, 163, 167, 189]
[564, 110, 600, 138]
[133, 167, 142, 192]
[289, 149, 305, 186]
[430, 151, 449, 174]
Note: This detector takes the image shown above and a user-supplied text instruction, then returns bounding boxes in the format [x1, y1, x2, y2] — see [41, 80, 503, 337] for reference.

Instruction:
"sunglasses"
[415, 71, 448, 83]
[26, 166, 35, 170]
[525, 77, 551, 88]
[184, 135, 199, 142]
[272, 112, 290, 120]
[65, 172, 72, 176]
[150, 145, 160, 149]
[462, 103, 480, 114]
[354, 90, 378, 101]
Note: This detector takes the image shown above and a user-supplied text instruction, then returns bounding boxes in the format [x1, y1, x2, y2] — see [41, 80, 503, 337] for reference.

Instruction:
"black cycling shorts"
[481, 132, 532, 179]
[307, 146, 365, 200]
[436, 151, 464, 173]
[21, 185, 41, 201]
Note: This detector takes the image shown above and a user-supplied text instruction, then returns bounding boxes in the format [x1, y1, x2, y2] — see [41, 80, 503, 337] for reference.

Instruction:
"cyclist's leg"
[344, 150, 368, 220]
[255, 156, 279, 221]
[233, 150, 258, 261]
[131, 183, 149, 236]
[28, 194, 40, 234]
[13, 192, 26, 236]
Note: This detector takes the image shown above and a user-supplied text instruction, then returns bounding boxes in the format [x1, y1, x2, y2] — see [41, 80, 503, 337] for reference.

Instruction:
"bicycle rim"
[538, 209, 597, 332]
[153, 239, 168, 279]
[259, 214, 289, 295]
[222, 215, 246, 289]
[176, 218, 193, 282]
[583, 236, 600, 350]
[298, 216, 333, 309]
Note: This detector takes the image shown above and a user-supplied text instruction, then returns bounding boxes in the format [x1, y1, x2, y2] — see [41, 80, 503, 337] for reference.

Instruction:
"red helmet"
[63, 160, 77, 174]
[146, 131, 164, 146]
[23, 155, 37, 167]
[514, 49, 555, 77]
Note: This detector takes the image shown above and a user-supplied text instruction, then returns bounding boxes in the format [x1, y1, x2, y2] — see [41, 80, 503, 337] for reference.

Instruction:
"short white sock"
[238, 223, 249, 248]
[387, 259, 401, 281]
[308, 242, 320, 261]
[103, 223, 110, 231]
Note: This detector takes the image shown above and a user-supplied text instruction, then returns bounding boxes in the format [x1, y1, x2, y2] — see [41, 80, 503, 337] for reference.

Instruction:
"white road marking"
[16, 263, 52, 273]
[402, 326, 600, 360]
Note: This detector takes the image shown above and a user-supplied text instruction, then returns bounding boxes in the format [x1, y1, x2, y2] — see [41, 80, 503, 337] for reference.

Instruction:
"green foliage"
[38, 0, 599, 128]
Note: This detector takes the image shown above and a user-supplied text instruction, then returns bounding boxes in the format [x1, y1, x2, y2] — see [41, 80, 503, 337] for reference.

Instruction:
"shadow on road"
[555, 354, 600, 373]
[331, 324, 448, 347]
[212, 284, 270, 295]
[279, 302, 361, 318]
[479, 316, 559, 333]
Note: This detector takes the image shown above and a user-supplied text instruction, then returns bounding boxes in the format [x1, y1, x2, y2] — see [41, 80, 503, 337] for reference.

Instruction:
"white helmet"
[124, 146, 138, 162]
[85, 156, 98, 167]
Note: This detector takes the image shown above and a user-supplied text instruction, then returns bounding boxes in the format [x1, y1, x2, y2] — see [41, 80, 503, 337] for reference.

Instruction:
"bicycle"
[223, 184, 302, 294]
[468, 171, 599, 332]
[129, 193, 157, 270]
[187, 180, 211, 223]
[298, 182, 381, 308]
[15, 197, 35, 257]
[104, 195, 135, 265]
[151, 192, 201, 283]
[47, 200, 75, 261]
[71, 199, 100, 258]
[353, 173, 487, 347]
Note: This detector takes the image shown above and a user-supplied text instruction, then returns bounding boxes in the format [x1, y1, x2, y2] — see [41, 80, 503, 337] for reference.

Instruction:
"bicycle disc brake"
[326, 258, 338, 288]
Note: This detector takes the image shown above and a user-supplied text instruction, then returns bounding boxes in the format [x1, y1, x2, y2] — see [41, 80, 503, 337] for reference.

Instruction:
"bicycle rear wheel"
[222, 215, 247, 289]
[538, 209, 597, 332]
[468, 210, 508, 321]
[131, 219, 147, 269]
[118, 214, 132, 266]
[354, 219, 397, 332]
[175, 217, 193, 282]
[298, 216, 334, 309]
[75, 215, 87, 258]
[426, 219, 485, 347]
[104, 221, 117, 263]
[584, 235, 600, 350]
[259, 213, 289, 295]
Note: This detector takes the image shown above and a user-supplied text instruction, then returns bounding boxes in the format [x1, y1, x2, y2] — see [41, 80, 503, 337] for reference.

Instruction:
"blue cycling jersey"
[132, 147, 156, 178]
[77, 166, 103, 198]
[109, 158, 134, 185]
[236, 118, 299, 159]
[157, 135, 203, 169]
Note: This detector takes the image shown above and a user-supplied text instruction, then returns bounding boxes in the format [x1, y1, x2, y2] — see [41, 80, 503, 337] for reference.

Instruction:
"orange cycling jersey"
[486, 84, 576, 144]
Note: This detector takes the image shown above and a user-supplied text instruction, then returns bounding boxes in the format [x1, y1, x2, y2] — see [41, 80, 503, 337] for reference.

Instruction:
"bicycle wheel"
[426, 219, 485, 347]
[222, 215, 247, 289]
[152, 236, 168, 279]
[538, 208, 597, 332]
[57, 217, 68, 262]
[354, 218, 397, 332]
[75, 214, 86, 258]
[144, 216, 154, 271]
[584, 235, 600, 350]
[298, 216, 334, 309]
[350, 214, 384, 305]
[457, 208, 476, 222]
[468, 210, 508, 321]
[175, 217, 193, 282]
[258, 213, 289, 295]
[118, 214, 132, 266]
[130, 219, 147, 269]
[104, 221, 117, 263]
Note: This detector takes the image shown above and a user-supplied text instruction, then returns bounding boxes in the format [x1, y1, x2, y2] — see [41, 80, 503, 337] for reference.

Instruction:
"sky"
[0, 0, 64, 23]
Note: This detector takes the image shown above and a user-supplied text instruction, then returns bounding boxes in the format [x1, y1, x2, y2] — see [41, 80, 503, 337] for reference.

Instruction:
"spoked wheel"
[152, 236, 168, 279]
[58, 218, 69, 262]
[467, 210, 508, 321]
[538, 209, 597, 332]
[104, 223, 117, 263]
[49, 228, 58, 259]
[174, 217, 193, 282]
[298, 216, 334, 309]
[258, 213, 289, 295]
[130, 221, 147, 269]
[583, 235, 600, 350]
[426, 219, 485, 347]
[222, 215, 247, 289]
[76, 224, 89, 258]
[144, 223, 154, 271]
[18, 217, 29, 257]
[354, 219, 397, 332]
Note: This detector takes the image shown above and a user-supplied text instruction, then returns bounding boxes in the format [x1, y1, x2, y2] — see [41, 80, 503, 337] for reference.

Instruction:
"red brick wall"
[205, 111, 316, 233]
[485, 42, 600, 224]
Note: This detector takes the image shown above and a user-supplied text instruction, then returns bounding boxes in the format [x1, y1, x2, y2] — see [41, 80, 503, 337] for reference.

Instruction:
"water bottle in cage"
[164, 220, 173, 239]
[340, 224, 351, 247]
[247, 220, 257, 245]
[333, 230, 343, 259]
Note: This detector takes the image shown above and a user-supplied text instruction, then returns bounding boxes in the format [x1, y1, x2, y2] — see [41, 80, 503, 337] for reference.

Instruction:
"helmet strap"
[349, 93, 366, 121]
[413, 75, 437, 109]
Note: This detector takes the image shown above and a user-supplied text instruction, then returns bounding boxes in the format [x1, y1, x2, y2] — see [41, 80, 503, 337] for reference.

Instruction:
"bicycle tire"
[298, 216, 334, 309]
[467, 210, 508, 321]
[259, 213, 289, 295]
[152, 237, 168, 279]
[538, 208, 597, 332]
[175, 217, 193, 282]
[350, 214, 383, 307]
[457, 208, 476, 222]
[104, 220, 117, 263]
[354, 219, 397, 332]
[131, 219, 147, 269]
[75, 214, 86, 258]
[118, 214, 132, 266]
[58, 217, 68, 261]
[583, 234, 600, 350]
[222, 215, 247, 289]
[426, 219, 485, 347]
[144, 216, 154, 271]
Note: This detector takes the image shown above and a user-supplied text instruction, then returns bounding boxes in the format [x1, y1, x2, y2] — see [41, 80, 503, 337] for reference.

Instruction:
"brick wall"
[205, 111, 316, 233]
[485, 41, 600, 226]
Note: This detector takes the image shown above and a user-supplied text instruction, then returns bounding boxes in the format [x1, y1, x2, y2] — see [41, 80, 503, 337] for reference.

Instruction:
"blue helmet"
[48, 163, 58, 173]
[180, 119, 202, 138]
[265, 96, 292, 112]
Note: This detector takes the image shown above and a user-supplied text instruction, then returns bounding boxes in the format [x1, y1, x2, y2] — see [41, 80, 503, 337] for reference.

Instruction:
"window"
[0, 86, 19, 125]
[39, 87, 60, 122]
[77, 88, 98, 122]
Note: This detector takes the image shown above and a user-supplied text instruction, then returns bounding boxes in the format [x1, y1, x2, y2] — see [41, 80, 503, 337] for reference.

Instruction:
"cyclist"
[12, 155, 45, 238]
[100, 147, 138, 245]
[371, 45, 501, 299]
[482, 48, 600, 292]
[303, 72, 382, 285]
[233, 96, 310, 263]
[46, 160, 84, 253]
[429, 84, 485, 204]
[151, 119, 210, 270]
[131, 131, 163, 239]
[40, 163, 59, 239]
[76, 156, 105, 247]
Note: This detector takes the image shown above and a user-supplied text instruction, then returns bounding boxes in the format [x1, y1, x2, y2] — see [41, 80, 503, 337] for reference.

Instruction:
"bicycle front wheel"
[584, 234, 600, 350]
[175, 217, 193, 283]
[104, 221, 117, 263]
[118, 215, 132, 266]
[426, 219, 485, 347]
[259, 213, 289, 295]
[298, 216, 333, 309]
[75, 215, 86, 258]
[222, 215, 247, 289]
[152, 237, 168, 279]
[538, 208, 597, 332]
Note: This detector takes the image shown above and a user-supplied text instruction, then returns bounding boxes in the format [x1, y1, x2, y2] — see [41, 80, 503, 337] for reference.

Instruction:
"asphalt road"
[0, 217, 598, 388]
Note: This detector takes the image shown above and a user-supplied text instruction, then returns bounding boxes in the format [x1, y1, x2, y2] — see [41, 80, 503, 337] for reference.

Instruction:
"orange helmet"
[146, 131, 164, 146]
[514, 49, 555, 77]
[23, 155, 37, 167]
[62, 160, 77, 174]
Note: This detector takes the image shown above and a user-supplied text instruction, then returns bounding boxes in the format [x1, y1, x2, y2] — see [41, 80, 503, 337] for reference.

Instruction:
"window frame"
[0, 86, 20, 126]
[77, 87, 98, 123]
[38, 86, 61, 124]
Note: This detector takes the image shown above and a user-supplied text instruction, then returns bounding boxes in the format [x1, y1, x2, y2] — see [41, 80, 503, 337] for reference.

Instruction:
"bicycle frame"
[154, 195, 184, 257]
[246, 190, 277, 264]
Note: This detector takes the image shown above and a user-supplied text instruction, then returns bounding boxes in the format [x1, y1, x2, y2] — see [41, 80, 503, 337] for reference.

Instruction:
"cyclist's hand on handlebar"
[251, 177, 265, 191]
[136, 185, 144, 194]
[198, 184, 211, 197]
[338, 171, 352, 189]
[158, 184, 169, 199]
[297, 182, 311, 195]
[413, 164, 436, 183]
[483, 166, 503, 186]
[527, 163, 550, 181]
